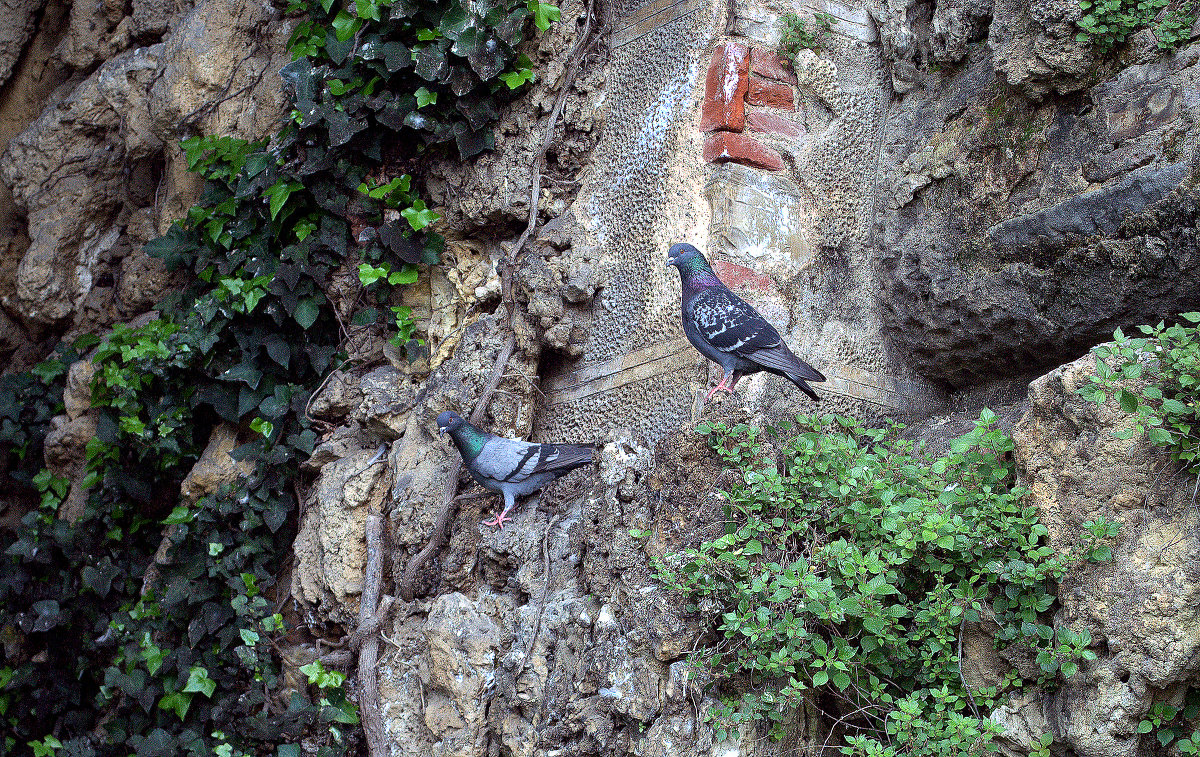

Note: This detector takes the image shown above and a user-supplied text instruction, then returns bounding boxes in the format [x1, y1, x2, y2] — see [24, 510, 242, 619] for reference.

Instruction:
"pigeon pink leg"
[704, 372, 731, 401]
[482, 506, 515, 529]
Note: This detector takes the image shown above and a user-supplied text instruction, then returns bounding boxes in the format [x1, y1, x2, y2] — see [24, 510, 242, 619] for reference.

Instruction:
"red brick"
[699, 43, 749, 132]
[703, 132, 786, 171]
[746, 110, 804, 139]
[713, 260, 774, 294]
[747, 76, 794, 109]
[750, 47, 796, 84]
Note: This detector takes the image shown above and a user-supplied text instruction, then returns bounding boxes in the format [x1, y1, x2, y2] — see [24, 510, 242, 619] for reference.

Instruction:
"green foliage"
[1135, 690, 1200, 751]
[0, 0, 563, 747]
[779, 11, 836, 56]
[1076, 0, 1198, 52]
[0, 342, 80, 488]
[1078, 314, 1200, 473]
[283, 0, 557, 159]
[654, 412, 1100, 751]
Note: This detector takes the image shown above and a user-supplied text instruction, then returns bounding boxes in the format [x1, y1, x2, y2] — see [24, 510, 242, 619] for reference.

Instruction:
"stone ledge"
[703, 131, 786, 170]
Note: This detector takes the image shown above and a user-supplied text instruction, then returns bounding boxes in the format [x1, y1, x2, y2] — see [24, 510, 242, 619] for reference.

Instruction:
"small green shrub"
[1078, 313, 1200, 474]
[654, 411, 1100, 751]
[1076, 0, 1198, 52]
[779, 11, 836, 56]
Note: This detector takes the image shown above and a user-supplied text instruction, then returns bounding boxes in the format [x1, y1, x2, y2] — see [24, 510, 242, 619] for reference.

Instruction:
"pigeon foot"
[482, 508, 515, 529]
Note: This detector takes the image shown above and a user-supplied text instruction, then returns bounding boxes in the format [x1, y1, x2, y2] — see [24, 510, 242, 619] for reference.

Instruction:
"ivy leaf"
[141, 635, 166, 676]
[387, 265, 419, 285]
[159, 691, 194, 720]
[324, 110, 368, 147]
[220, 362, 263, 389]
[499, 67, 534, 89]
[382, 41, 412, 72]
[182, 666, 217, 697]
[414, 43, 449, 80]
[528, 0, 560, 30]
[264, 180, 302, 221]
[331, 10, 361, 41]
[401, 200, 440, 231]
[293, 296, 322, 329]
[1118, 389, 1139, 413]
[355, 0, 381, 21]
[415, 86, 438, 108]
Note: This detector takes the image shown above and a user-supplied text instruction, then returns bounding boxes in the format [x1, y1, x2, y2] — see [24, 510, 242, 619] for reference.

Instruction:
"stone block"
[712, 260, 774, 295]
[702, 132, 786, 171]
[750, 47, 796, 83]
[699, 42, 748, 132]
[747, 75, 794, 108]
[746, 110, 804, 138]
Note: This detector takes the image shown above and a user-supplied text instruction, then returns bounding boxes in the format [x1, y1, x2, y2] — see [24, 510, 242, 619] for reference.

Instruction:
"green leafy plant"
[1134, 691, 1200, 752]
[655, 411, 1082, 751]
[1078, 314, 1200, 474]
[779, 11, 836, 56]
[1076, 0, 1198, 52]
[1082, 517, 1121, 562]
[0, 0, 564, 747]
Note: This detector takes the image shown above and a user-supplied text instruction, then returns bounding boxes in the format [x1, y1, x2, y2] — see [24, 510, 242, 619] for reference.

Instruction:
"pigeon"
[666, 243, 826, 402]
[436, 411, 596, 529]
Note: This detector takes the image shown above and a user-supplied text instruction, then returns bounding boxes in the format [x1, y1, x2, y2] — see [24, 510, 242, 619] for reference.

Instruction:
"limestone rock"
[62, 359, 96, 420]
[877, 45, 1200, 388]
[354, 366, 421, 439]
[308, 370, 365, 422]
[1007, 349, 1200, 757]
[179, 423, 255, 505]
[0, 58, 129, 325]
[988, 0, 1095, 99]
[931, 0, 993, 63]
[147, 0, 291, 143]
[55, 0, 133, 69]
[0, 0, 44, 89]
[42, 411, 97, 523]
[421, 592, 504, 755]
[291, 445, 390, 622]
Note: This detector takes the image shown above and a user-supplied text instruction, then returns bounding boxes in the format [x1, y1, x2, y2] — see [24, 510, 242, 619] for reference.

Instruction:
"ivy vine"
[0, 0, 559, 751]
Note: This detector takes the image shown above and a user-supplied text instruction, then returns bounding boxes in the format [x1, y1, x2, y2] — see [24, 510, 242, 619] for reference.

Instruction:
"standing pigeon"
[667, 243, 826, 402]
[436, 411, 596, 529]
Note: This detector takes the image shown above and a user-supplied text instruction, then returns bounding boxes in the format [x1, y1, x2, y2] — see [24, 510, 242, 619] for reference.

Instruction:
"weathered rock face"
[361, 413, 781, 757]
[0, 0, 289, 351]
[876, 42, 1200, 389]
[989, 349, 1200, 757]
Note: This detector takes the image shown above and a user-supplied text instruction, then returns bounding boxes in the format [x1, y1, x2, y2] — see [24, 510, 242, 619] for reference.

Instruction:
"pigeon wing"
[689, 286, 783, 356]
[470, 436, 593, 484]
[743, 344, 826, 382]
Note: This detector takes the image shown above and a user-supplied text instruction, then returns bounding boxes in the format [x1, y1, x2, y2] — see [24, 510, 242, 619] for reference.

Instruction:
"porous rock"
[291, 445, 390, 623]
[178, 422, 255, 505]
[877, 45, 1200, 388]
[0, 0, 44, 89]
[999, 349, 1200, 757]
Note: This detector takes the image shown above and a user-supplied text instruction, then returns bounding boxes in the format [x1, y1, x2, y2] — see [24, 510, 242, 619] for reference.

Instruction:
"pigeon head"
[436, 411, 465, 436]
[666, 243, 719, 286]
[666, 243, 704, 268]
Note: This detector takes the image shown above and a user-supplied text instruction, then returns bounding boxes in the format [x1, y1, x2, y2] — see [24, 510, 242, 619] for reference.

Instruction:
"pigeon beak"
[438, 427, 446, 436]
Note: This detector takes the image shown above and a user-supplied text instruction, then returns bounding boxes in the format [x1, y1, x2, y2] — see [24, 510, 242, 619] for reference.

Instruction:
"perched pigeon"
[436, 411, 595, 529]
[667, 243, 826, 402]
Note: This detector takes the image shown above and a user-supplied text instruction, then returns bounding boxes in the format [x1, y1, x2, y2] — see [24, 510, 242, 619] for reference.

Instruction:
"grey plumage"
[436, 411, 595, 528]
[667, 242, 825, 401]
